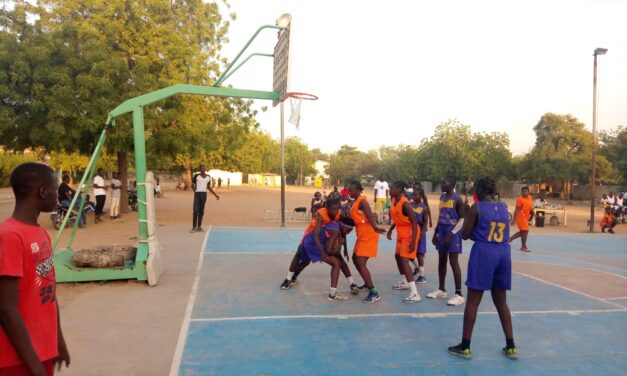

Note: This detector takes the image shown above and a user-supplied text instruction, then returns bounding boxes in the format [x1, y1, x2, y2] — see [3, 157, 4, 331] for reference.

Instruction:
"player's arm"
[55, 304, 70, 371]
[461, 204, 478, 240]
[386, 223, 396, 240]
[0, 277, 48, 376]
[207, 183, 220, 200]
[403, 202, 418, 250]
[511, 201, 520, 225]
[360, 200, 386, 234]
[325, 230, 341, 257]
[313, 213, 326, 257]
[444, 196, 466, 245]
[191, 174, 197, 192]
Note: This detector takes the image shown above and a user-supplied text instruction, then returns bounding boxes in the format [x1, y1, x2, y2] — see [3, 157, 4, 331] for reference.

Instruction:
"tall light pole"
[589, 47, 608, 232]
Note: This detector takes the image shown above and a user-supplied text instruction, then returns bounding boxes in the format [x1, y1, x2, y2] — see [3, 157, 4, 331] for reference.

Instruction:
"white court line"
[189, 308, 627, 323]
[169, 226, 212, 376]
[514, 271, 625, 309]
[512, 253, 627, 280]
[605, 296, 627, 301]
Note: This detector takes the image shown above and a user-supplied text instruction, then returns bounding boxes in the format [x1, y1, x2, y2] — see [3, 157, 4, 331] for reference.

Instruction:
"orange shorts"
[515, 216, 529, 231]
[395, 238, 418, 259]
[353, 225, 379, 258]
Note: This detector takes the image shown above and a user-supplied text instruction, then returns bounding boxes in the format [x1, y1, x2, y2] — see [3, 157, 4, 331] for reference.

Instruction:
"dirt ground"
[0, 184, 624, 375]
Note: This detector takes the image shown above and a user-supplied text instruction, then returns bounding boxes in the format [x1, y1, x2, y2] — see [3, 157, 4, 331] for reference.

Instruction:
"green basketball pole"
[53, 24, 286, 284]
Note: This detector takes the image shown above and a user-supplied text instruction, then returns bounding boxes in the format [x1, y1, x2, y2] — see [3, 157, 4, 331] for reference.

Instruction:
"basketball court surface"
[170, 226, 627, 375]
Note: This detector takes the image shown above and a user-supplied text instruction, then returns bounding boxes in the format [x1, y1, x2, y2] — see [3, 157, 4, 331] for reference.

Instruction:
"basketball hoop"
[283, 92, 318, 129]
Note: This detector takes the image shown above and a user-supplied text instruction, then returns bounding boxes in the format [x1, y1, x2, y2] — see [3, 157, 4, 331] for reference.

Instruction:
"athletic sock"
[411, 259, 418, 268]
[418, 266, 425, 277]
[409, 281, 418, 296]
[287, 271, 294, 281]
[347, 276, 355, 285]
[506, 338, 515, 349]
[330, 287, 337, 296]
[369, 287, 378, 294]
[461, 338, 471, 350]
[455, 288, 463, 297]
[401, 275, 408, 284]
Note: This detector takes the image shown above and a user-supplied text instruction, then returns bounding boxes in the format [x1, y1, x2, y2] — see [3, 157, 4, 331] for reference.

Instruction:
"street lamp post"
[589, 47, 608, 233]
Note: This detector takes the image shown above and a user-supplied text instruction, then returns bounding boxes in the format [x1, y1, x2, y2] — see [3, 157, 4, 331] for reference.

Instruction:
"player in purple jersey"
[410, 187, 429, 284]
[429, 176, 465, 306]
[448, 177, 518, 360]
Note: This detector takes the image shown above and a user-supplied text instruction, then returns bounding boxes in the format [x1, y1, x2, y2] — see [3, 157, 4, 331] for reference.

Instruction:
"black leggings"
[193, 192, 208, 228]
[95, 195, 106, 216]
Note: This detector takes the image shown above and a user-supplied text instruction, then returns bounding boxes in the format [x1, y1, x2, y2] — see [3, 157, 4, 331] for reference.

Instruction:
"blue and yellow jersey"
[471, 201, 510, 243]
[438, 193, 460, 225]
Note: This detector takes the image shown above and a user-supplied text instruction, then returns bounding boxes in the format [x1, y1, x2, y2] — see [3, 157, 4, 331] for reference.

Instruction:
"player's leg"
[326, 256, 347, 301]
[447, 252, 465, 306]
[353, 255, 380, 303]
[393, 253, 409, 290]
[448, 287, 483, 359]
[338, 256, 359, 294]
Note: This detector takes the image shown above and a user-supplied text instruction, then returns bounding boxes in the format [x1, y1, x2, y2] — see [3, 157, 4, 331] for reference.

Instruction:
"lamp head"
[594, 48, 608, 56]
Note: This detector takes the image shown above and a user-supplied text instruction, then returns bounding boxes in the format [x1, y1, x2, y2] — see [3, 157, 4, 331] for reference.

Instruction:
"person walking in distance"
[93, 168, 108, 223]
[110, 172, 122, 220]
[373, 175, 389, 224]
[191, 166, 219, 233]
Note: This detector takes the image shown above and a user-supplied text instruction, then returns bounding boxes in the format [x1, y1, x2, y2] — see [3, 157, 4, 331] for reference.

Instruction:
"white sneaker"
[403, 293, 422, 303]
[427, 289, 448, 299]
[447, 294, 465, 306]
[393, 281, 409, 290]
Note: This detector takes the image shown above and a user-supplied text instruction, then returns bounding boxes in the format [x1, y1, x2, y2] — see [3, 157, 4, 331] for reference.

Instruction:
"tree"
[599, 126, 627, 184]
[327, 145, 379, 184]
[231, 130, 280, 174]
[284, 137, 315, 184]
[1, 1, 258, 196]
[521, 113, 617, 197]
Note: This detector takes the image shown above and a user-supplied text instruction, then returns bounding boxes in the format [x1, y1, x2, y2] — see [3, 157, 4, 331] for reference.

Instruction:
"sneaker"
[328, 293, 349, 301]
[362, 291, 381, 303]
[609, 229, 615, 234]
[520, 247, 530, 252]
[601, 228, 606, 233]
[415, 276, 427, 284]
[447, 294, 465, 306]
[392, 281, 409, 290]
[427, 289, 448, 299]
[502, 346, 519, 360]
[280, 279, 292, 290]
[196, 227, 204, 232]
[350, 283, 360, 295]
[403, 293, 421, 303]
[448, 344, 472, 359]
[190, 228, 197, 233]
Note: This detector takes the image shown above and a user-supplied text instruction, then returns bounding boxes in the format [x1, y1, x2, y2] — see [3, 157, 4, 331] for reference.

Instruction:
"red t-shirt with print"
[0, 218, 58, 368]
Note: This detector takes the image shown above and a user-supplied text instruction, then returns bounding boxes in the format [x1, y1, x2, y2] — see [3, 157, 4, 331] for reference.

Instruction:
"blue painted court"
[172, 227, 627, 375]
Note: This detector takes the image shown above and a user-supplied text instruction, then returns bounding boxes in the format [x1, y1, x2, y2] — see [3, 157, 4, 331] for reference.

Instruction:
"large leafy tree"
[599, 126, 627, 185]
[521, 113, 617, 196]
[327, 145, 380, 184]
[1, 0, 259, 194]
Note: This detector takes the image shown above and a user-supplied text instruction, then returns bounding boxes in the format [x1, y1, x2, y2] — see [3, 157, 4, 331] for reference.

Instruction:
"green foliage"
[0, 0, 256, 174]
[521, 113, 617, 185]
[327, 145, 379, 184]
[599, 125, 627, 184]
[285, 137, 316, 183]
[0, 151, 37, 186]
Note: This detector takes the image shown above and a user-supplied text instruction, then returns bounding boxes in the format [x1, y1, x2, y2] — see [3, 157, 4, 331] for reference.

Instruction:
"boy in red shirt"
[600, 207, 617, 234]
[0, 163, 70, 376]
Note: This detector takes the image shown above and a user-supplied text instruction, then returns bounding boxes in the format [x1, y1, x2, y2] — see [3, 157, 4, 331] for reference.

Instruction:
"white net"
[288, 97, 302, 129]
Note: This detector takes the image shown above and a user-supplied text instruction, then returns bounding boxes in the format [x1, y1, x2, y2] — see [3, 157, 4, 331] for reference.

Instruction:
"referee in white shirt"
[191, 165, 219, 232]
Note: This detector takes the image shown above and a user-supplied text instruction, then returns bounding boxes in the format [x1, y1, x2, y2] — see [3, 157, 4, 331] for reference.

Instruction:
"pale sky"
[220, 0, 627, 156]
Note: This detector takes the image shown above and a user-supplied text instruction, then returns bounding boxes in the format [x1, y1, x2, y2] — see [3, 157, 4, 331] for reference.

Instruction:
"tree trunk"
[118, 151, 129, 213]
[184, 160, 193, 191]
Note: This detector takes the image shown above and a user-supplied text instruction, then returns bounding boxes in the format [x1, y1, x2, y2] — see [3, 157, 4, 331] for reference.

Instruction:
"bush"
[0, 152, 38, 187]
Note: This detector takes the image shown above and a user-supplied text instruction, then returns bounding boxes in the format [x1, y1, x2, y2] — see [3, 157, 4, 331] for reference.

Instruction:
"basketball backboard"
[273, 20, 291, 107]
